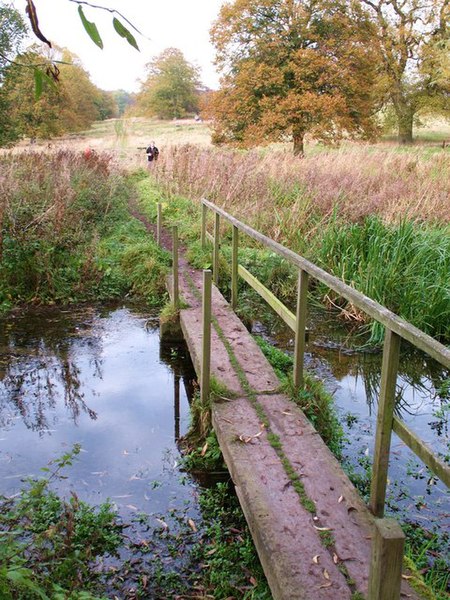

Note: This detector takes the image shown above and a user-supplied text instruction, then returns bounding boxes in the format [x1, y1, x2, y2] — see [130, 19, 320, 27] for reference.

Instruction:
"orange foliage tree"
[209, 0, 381, 154]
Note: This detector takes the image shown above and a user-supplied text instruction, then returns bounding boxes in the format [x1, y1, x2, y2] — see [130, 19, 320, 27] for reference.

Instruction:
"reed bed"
[153, 145, 450, 342]
[0, 150, 127, 306]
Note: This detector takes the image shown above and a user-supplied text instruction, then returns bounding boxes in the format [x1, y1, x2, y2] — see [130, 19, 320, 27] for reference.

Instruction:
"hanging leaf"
[113, 17, 140, 51]
[78, 6, 103, 49]
[33, 69, 43, 100]
[26, 0, 52, 47]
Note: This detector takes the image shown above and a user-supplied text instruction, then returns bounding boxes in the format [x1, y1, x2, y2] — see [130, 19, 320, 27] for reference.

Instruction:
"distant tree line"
[1, 0, 448, 151]
[0, 3, 134, 146]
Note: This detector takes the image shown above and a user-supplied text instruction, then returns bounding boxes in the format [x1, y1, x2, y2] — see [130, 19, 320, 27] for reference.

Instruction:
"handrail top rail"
[201, 198, 450, 369]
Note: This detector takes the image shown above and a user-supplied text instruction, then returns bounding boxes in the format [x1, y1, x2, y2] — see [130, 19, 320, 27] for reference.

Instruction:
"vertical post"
[174, 374, 180, 442]
[201, 270, 212, 407]
[368, 518, 405, 600]
[293, 269, 309, 389]
[370, 329, 401, 517]
[231, 225, 239, 310]
[172, 225, 179, 310]
[201, 203, 207, 249]
[157, 202, 162, 246]
[213, 212, 220, 286]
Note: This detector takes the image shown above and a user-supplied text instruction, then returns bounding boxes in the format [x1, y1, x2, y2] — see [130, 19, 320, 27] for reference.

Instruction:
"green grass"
[0, 154, 170, 311]
[312, 216, 450, 343]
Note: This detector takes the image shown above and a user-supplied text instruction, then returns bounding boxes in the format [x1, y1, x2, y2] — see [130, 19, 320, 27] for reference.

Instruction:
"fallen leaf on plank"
[188, 519, 197, 532]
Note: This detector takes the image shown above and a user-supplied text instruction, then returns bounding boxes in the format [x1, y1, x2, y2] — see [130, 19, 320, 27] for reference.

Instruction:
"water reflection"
[0, 307, 103, 433]
[0, 304, 198, 517]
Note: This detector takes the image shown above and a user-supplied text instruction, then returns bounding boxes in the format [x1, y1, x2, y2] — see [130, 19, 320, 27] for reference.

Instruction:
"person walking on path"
[146, 141, 159, 166]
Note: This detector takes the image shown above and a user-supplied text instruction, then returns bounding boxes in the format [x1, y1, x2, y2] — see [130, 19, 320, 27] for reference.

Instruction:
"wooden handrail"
[202, 199, 450, 369]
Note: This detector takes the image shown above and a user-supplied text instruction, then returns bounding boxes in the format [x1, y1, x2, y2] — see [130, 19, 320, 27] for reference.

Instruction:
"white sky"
[11, 0, 225, 92]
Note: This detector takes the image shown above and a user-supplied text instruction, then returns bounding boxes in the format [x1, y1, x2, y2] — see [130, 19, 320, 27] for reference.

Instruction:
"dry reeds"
[153, 145, 450, 237]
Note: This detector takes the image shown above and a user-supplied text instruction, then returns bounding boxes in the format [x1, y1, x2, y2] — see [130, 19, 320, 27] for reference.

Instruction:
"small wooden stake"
[368, 518, 405, 600]
[172, 225, 179, 309]
[370, 329, 401, 517]
[213, 213, 220, 286]
[231, 225, 238, 310]
[157, 202, 162, 246]
[293, 269, 308, 389]
[200, 270, 212, 407]
[201, 203, 207, 249]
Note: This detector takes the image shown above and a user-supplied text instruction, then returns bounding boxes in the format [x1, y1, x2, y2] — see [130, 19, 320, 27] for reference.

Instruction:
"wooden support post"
[172, 225, 179, 309]
[368, 518, 405, 600]
[174, 374, 180, 442]
[231, 225, 238, 310]
[293, 269, 309, 389]
[157, 202, 162, 246]
[213, 213, 220, 286]
[370, 329, 401, 517]
[201, 270, 212, 407]
[201, 203, 207, 249]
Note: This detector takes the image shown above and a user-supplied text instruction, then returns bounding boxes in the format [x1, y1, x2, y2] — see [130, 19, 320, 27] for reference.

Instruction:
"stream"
[0, 301, 448, 591]
[0, 303, 199, 536]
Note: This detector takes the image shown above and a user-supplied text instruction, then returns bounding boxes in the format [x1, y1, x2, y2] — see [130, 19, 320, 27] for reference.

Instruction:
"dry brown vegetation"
[154, 144, 450, 239]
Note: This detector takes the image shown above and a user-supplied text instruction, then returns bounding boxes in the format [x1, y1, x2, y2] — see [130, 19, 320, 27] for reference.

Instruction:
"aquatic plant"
[0, 445, 122, 599]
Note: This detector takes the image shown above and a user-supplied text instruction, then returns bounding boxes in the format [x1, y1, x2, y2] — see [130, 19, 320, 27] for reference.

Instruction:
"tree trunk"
[394, 104, 414, 145]
[293, 130, 305, 156]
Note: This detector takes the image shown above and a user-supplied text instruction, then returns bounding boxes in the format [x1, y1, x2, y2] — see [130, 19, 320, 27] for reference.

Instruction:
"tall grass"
[315, 217, 450, 342]
[152, 144, 450, 342]
[0, 152, 168, 309]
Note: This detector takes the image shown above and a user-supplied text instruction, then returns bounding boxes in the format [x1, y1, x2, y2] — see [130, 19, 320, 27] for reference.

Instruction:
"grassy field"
[6, 115, 450, 166]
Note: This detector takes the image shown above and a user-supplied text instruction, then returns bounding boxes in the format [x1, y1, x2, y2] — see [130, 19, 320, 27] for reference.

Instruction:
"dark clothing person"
[146, 143, 159, 162]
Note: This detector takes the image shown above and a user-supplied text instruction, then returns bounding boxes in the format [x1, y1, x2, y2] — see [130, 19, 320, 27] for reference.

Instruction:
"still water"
[0, 303, 198, 519]
[1, 301, 448, 564]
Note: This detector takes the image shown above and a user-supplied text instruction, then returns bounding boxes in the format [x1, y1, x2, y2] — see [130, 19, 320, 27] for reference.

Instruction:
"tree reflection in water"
[0, 307, 102, 434]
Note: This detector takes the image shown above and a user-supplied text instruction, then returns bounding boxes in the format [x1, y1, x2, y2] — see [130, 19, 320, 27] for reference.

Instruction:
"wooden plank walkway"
[165, 255, 421, 600]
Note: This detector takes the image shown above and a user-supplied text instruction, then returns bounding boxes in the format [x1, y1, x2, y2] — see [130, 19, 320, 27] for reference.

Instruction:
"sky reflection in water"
[0, 304, 197, 517]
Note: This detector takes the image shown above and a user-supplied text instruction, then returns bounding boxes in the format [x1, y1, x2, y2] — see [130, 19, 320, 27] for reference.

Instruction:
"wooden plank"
[201, 199, 449, 369]
[200, 270, 212, 406]
[293, 269, 308, 389]
[370, 330, 401, 517]
[231, 225, 238, 310]
[238, 265, 296, 331]
[368, 518, 405, 600]
[206, 231, 214, 243]
[393, 417, 450, 488]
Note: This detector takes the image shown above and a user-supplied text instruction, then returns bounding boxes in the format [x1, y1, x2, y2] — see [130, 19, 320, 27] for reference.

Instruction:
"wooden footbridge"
[153, 199, 450, 600]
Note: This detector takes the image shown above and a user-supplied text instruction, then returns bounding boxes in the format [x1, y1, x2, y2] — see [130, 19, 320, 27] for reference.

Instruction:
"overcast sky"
[11, 0, 225, 92]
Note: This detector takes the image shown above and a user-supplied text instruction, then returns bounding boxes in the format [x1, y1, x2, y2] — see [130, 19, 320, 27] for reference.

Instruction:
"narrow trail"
[129, 199, 421, 600]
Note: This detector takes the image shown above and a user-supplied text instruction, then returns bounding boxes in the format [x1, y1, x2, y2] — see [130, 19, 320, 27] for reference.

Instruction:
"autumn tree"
[209, 0, 380, 155]
[1, 46, 116, 142]
[136, 48, 201, 119]
[0, 3, 28, 145]
[361, 0, 449, 143]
